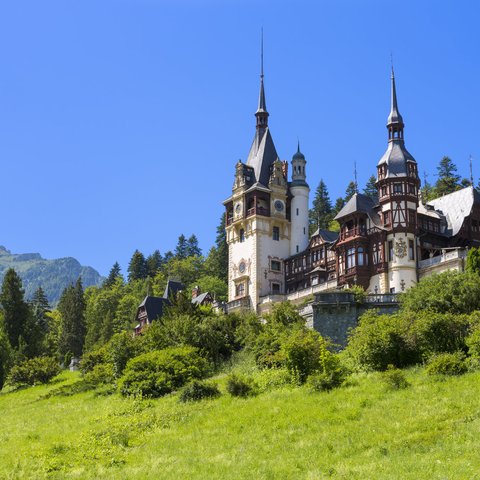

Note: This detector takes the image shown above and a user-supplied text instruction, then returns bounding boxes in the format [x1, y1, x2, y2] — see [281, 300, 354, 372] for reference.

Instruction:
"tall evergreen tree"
[58, 278, 86, 359]
[104, 262, 123, 288]
[146, 250, 163, 277]
[333, 197, 345, 215]
[163, 251, 174, 263]
[175, 234, 188, 259]
[0, 269, 31, 350]
[186, 234, 202, 257]
[309, 179, 332, 232]
[435, 156, 461, 196]
[421, 171, 434, 202]
[344, 181, 357, 203]
[363, 175, 378, 202]
[31, 286, 50, 333]
[204, 214, 228, 282]
[127, 250, 147, 281]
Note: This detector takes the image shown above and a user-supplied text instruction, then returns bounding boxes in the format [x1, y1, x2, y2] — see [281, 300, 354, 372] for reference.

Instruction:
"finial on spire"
[297, 138, 301, 153]
[255, 28, 269, 128]
[354, 161, 358, 193]
[261, 27, 264, 79]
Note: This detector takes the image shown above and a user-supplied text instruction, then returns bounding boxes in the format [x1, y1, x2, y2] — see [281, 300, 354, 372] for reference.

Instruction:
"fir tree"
[58, 278, 86, 359]
[104, 262, 123, 288]
[363, 175, 378, 202]
[163, 251, 174, 263]
[175, 234, 188, 259]
[127, 250, 147, 281]
[309, 179, 332, 232]
[421, 171, 434, 202]
[31, 286, 50, 332]
[146, 250, 163, 277]
[344, 181, 357, 203]
[435, 156, 461, 196]
[333, 197, 345, 215]
[204, 214, 228, 282]
[0, 269, 31, 350]
[186, 234, 202, 257]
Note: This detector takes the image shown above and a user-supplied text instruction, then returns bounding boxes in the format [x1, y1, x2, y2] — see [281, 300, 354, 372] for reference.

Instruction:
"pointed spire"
[386, 63, 404, 142]
[255, 28, 269, 130]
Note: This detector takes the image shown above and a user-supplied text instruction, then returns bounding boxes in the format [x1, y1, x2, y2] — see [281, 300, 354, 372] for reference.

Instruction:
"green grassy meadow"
[1, 367, 480, 479]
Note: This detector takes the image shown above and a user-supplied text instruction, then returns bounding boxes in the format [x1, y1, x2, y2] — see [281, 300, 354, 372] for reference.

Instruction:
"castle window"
[271, 260, 281, 272]
[381, 186, 387, 197]
[408, 209, 416, 225]
[393, 183, 403, 194]
[303, 227, 306, 234]
[372, 243, 380, 264]
[358, 247, 365, 266]
[409, 184, 416, 194]
[388, 241, 393, 262]
[383, 211, 390, 226]
[271, 283, 281, 294]
[239, 229, 245, 242]
[347, 248, 356, 269]
[296, 245, 299, 253]
[236, 283, 245, 297]
[272, 226, 280, 241]
[409, 239, 415, 260]
[296, 208, 299, 216]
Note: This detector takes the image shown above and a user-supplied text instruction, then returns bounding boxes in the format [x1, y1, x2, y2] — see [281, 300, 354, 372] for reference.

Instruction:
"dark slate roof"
[138, 295, 170, 322]
[427, 186, 480, 237]
[334, 193, 376, 220]
[311, 228, 339, 243]
[246, 127, 279, 186]
[191, 292, 212, 305]
[163, 280, 184, 300]
[377, 140, 417, 177]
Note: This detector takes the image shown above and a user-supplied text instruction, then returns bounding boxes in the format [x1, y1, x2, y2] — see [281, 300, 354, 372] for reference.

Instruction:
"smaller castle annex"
[224, 60, 480, 314]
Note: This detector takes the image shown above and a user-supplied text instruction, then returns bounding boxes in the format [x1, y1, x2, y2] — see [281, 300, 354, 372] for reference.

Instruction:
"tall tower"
[375, 67, 420, 293]
[290, 142, 310, 255]
[224, 43, 290, 312]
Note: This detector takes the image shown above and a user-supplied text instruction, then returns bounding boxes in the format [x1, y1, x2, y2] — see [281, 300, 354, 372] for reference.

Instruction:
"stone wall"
[312, 292, 399, 349]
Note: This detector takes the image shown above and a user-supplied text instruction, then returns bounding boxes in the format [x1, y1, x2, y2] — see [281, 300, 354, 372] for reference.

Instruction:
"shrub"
[179, 380, 220, 402]
[80, 346, 109, 374]
[426, 352, 467, 376]
[9, 357, 61, 387]
[83, 363, 115, 386]
[344, 311, 417, 371]
[381, 365, 410, 390]
[118, 346, 210, 398]
[108, 332, 138, 378]
[307, 368, 346, 392]
[226, 373, 257, 398]
[466, 326, 480, 358]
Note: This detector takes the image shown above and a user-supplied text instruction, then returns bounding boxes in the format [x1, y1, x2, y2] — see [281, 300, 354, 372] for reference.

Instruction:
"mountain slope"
[0, 246, 104, 305]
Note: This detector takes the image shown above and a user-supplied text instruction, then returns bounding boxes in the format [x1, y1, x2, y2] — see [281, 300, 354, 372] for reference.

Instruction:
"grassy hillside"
[1, 366, 480, 479]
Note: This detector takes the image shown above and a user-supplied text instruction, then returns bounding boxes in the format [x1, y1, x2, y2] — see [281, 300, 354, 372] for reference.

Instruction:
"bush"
[466, 326, 480, 358]
[307, 368, 346, 392]
[83, 363, 115, 386]
[108, 332, 138, 378]
[80, 346, 109, 374]
[179, 380, 220, 402]
[426, 352, 467, 376]
[9, 357, 61, 387]
[381, 365, 410, 390]
[118, 346, 210, 398]
[345, 311, 418, 371]
[226, 373, 257, 398]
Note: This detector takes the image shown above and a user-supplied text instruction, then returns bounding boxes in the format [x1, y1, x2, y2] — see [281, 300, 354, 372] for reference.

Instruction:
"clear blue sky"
[1, 0, 479, 276]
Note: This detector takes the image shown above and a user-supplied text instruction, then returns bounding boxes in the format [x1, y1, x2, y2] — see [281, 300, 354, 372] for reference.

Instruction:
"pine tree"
[309, 179, 332, 232]
[146, 250, 163, 277]
[0, 269, 31, 350]
[163, 251, 174, 263]
[186, 234, 202, 257]
[58, 278, 86, 360]
[435, 156, 461, 196]
[31, 286, 50, 332]
[204, 214, 228, 282]
[344, 181, 357, 203]
[363, 175, 378, 202]
[104, 262, 123, 288]
[333, 197, 345, 215]
[421, 172, 434, 202]
[175, 234, 188, 259]
[127, 250, 147, 281]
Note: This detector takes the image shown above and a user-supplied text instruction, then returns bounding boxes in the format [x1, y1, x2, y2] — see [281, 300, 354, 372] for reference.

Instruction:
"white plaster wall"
[386, 233, 417, 293]
[290, 186, 310, 256]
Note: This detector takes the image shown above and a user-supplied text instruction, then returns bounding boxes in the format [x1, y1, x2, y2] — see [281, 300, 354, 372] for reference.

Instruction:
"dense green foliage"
[425, 352, 468, 376]
[380, 366, 410, 390]
[309, 179, 333, 233]
[226, 373, 256, 397]
[0, 328, 12, 390]
[179, 380, 220, 402]
[8, 357, 60, 386]
[466, 247, 480, 276]
[118, 346, 210, 398]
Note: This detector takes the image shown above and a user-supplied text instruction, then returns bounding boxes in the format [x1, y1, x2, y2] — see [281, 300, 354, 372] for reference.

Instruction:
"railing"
[246, 206, 269, 217]
[364, 293, 399, 304]
[285, 279, 338, 302]
[418, 249, 467, 269]
[226, 296, 251, 312]
[339, 227, 367, 242]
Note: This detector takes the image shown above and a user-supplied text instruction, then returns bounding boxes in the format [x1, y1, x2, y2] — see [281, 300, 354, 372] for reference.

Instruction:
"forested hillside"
[0, 246, 103, 305]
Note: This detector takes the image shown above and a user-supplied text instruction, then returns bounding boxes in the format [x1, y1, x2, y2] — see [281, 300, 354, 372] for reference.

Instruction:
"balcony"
[418, 249, 467, 270]
[226, 215, 234, 226]
[339, 226, 367, 242]
[246, 206, 270, 218]
[226, 296, 251, 312]
[364, 294, 399, 304]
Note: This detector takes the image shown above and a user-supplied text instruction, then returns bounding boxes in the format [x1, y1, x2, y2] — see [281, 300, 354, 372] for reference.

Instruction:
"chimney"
[192, 286, 200, 299]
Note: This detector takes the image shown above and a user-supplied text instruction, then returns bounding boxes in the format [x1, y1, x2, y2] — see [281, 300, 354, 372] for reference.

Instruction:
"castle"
[223, 60, 480, 314]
